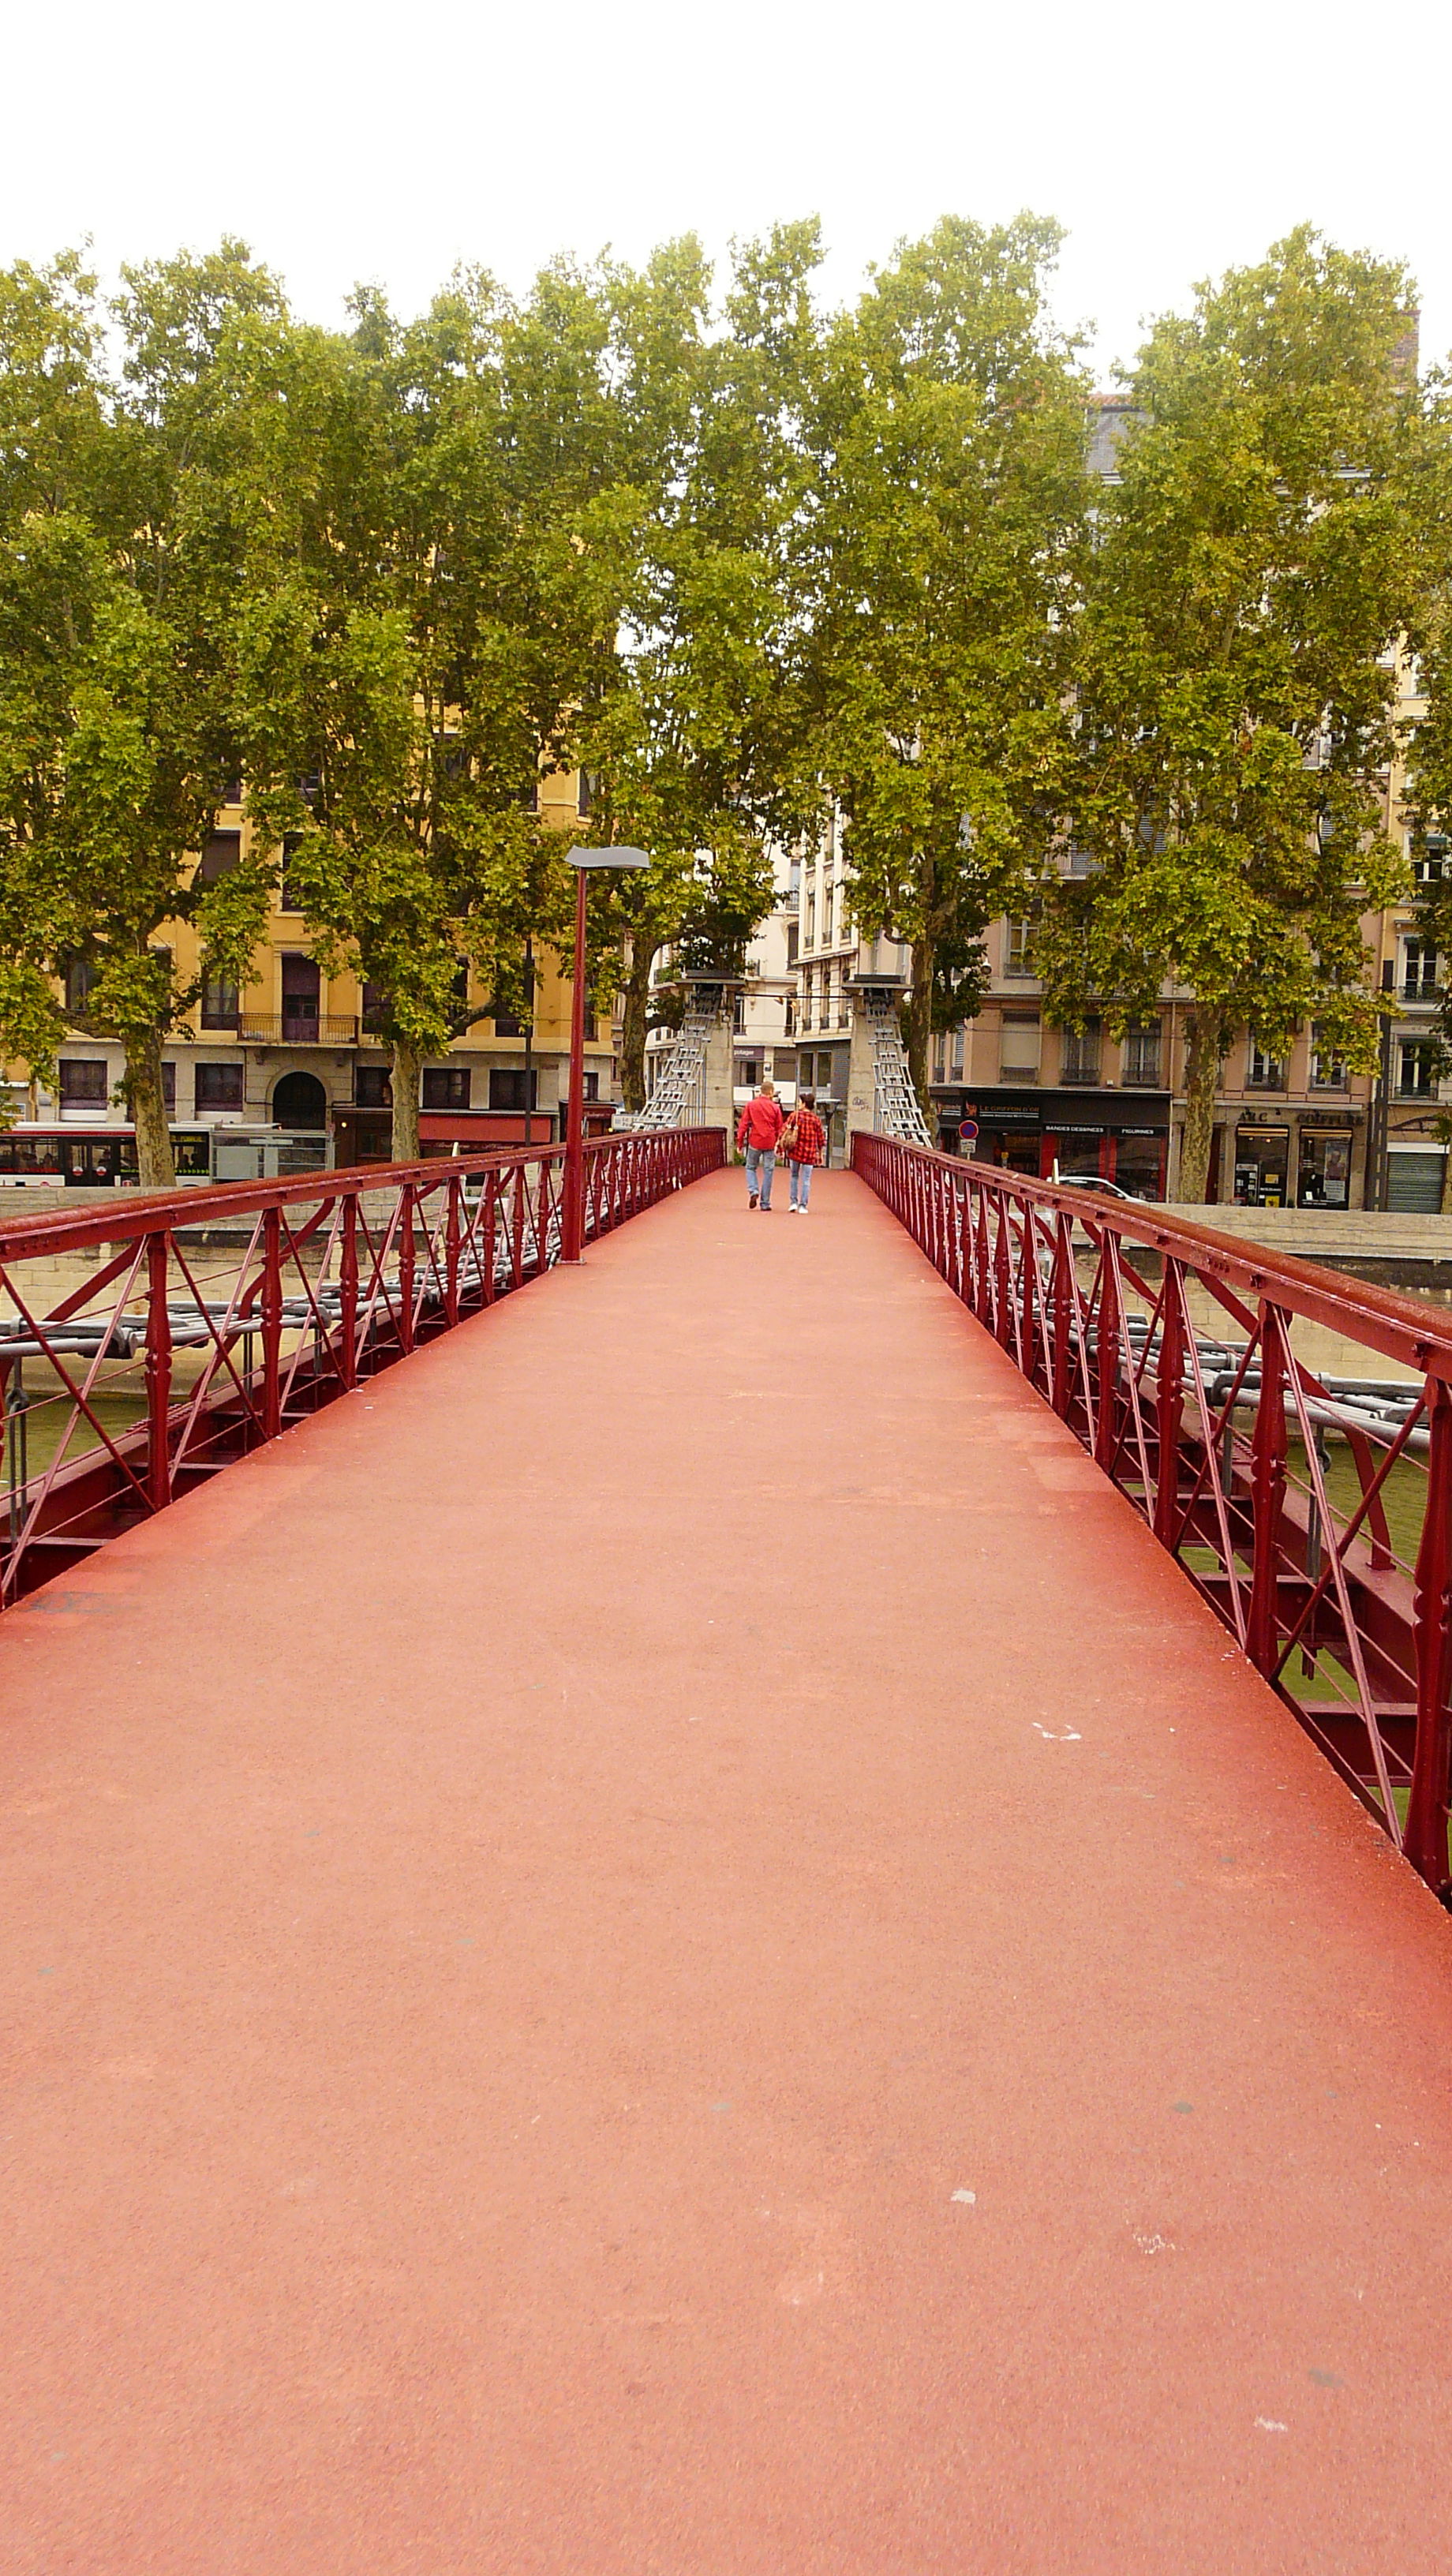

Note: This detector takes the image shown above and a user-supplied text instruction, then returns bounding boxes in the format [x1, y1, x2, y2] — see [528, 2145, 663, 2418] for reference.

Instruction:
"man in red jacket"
[735, 1080, 785, 1211]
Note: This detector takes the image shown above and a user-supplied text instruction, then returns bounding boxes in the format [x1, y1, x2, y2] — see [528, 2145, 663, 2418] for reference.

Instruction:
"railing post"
[1094, 1241, 1121, 1470]
[992, 1200, 1012, 1347]
[445, 1175, 462, 1326]
[483, 1174, 498, 1305]
[1050, 1215, 1072, 1417]
[1247, 1305, 1288, 1677]
[339, 1193, 359, 1389]
[399, 1182, 417, 1353]
[260, 1208, 283, 1441]
[145, 1230, 172, 1511]
[1405, 1375, 1452, 1894]
[512, 1164, 526, 1287]
[1153, 1263, 1185, 1547]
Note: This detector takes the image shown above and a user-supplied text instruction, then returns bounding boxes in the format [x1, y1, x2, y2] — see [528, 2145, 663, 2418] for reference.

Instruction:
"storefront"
[934, 1088, 1172, 1200]
[1296, 1115, 1355, 1209]
[1233, 1119, 1290, 1208]
[1231, 1110, 1357, 1209]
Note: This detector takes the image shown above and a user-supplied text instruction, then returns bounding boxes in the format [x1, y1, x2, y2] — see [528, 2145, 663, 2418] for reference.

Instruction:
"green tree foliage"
[1395, 378, 1452, 1080]
[238, 268, 621, 1161]
[1036, 229, 1419, 1201]
[0, 245, 281, 1184]
[573, 227, 820, 1109]
[807, 216, 1091, 1110]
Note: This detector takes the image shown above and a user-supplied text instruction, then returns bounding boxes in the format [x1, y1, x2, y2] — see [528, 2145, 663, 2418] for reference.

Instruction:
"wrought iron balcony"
[237, 1013, 362, 1047]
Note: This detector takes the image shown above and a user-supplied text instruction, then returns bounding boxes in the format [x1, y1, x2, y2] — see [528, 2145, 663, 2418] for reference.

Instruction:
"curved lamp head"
[565, 845, 650, 870]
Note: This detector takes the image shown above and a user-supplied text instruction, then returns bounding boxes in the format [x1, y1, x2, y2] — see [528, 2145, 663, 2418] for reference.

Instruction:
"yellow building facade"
[2, 770, 618, 1183]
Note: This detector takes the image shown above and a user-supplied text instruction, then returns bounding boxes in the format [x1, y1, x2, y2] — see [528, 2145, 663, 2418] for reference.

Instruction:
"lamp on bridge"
[562, 844, 650, 1262]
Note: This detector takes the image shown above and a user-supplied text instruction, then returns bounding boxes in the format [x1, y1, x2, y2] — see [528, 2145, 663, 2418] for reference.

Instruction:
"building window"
[951, 1024, 966, 1076]
[1402, 938, 1439, 1002]
[817, 1052, 833, 1087]
[999, 1013, 1041, 1082]
[421, 1066, 471, 1110]
[63, 957, 95, 1020]
[582, 1071, 599, 1102]
[279, 837, 305, 913]
[1247, 1036, 1286, 1091]
[200, 971, 240, 1030]
[1060, 1018, 1102, 1084]
[805, 892, 816, 945]
[58, 1058, 107, 1107]
[1398, 1038, 1441, 1099]
[488, 1069, 537, 1112]
[221, 771, 243, 805]
[734, 1056, 762, 1088]
[491, 1003, 523, 1037]
[1004, 920, 1035, 977]
[355, 1065, 391, 1108]
[1413, 837, 1448, 887]
[1309, 1026, 1348, 1090]
[197, 831, 241, 884]
[195, 1061, 244, 1111]
[786, 923, 799, 966]
[577, 770, 594, 818]
[160, 1061, 177, 1113]
[1121, 1019, 1162, 1087]
[360, 982, 387, 1035]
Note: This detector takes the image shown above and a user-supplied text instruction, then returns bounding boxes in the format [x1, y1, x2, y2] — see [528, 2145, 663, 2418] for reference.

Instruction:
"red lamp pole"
[561, 863, 589, 1263]
[561, 844, 649, 1266]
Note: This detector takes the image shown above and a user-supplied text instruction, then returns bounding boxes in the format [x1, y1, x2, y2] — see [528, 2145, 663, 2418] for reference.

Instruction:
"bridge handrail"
[857, 1135, 1452, 1379]
[0, 1128, 726, 1262]
[853, 1130, 1452, 1898]
[0, 1125, 725, 1613]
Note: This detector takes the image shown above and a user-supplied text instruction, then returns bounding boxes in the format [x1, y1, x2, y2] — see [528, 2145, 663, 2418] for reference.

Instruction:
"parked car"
[1049, 1173, 1147, 1203]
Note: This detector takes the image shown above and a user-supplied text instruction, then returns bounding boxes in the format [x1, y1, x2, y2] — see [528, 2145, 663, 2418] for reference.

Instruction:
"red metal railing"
[854, 1132, 1452, 1898]
[0, 1127, 723, 1612]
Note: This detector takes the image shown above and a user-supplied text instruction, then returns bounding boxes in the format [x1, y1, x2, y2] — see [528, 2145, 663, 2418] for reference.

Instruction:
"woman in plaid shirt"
[782, 1091, 827, 1214]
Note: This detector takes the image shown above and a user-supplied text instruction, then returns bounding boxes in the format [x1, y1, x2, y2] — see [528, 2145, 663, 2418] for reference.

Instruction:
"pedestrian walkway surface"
[8, 1167, 1452, 2575]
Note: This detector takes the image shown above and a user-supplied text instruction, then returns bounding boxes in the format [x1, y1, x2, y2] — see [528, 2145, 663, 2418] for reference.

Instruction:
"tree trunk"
[1177, 1009, 1222, 1204]
[620, 938, 657, 1114]
[907, 936, 934, 1120]
[390, 1035, 422, 1165]
[125, 1028, 175, 1192]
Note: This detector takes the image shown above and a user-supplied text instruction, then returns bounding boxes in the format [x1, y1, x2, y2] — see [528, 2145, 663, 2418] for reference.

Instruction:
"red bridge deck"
[6, 1168, 1452, 2571]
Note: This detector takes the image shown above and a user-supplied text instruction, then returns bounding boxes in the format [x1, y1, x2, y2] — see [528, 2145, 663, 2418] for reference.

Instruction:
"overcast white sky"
[3, 0, 1447, 380]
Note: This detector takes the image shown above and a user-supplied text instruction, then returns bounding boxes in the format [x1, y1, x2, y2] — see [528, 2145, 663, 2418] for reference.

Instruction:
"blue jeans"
[789, 1159, 813, 1208]
[745, 1145, 776, 1207]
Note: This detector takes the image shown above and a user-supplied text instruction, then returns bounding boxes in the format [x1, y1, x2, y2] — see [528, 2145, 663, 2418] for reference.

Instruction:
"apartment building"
[790, 811, 911, 1159]
[3, 769, 619, 1184]
[642, 846, 803, 1122]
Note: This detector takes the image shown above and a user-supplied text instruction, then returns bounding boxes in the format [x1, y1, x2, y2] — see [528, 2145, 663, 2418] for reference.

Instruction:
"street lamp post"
[561, 845, 649, 1262]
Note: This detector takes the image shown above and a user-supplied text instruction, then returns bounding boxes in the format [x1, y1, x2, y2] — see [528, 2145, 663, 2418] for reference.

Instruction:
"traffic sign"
[959, 1118, 979, 1143]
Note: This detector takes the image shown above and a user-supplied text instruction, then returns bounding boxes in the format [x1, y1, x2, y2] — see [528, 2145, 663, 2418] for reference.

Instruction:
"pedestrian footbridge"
[4, 1137, 1452, 2571]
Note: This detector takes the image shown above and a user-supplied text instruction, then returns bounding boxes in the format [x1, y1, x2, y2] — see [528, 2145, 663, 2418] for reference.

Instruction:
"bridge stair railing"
[854, 1130, 1452, 1902]
[631, 987, 728, 1132]
[0, 1125, 724, 1616]
[861, 988, 934, 1148]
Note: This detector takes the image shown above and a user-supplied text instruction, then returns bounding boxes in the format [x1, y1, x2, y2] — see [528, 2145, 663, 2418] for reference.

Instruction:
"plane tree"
[806, 215, 1091, 1110]
[238, 264, 620, 1161]
[571, 225, 821, 1110]
[1035, 230, 1420, 1202]
[0, 244, 283, 1185]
